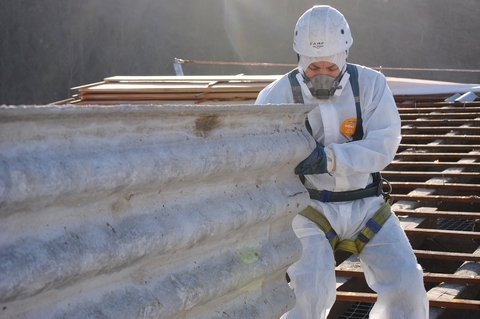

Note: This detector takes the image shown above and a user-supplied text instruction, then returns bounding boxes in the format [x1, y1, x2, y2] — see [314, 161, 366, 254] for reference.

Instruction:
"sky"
[1, 0, 480, 104]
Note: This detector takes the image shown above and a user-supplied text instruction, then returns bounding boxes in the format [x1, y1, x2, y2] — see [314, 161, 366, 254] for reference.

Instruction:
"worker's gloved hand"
[294, 143, 328, 175]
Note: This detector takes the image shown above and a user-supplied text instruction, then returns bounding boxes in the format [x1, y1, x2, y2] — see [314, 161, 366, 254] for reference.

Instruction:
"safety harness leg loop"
[365, 218, 382, 234]
[357, 233, 371, 244]
[299, 200, 393, 256]
[325, 229, 337, 241]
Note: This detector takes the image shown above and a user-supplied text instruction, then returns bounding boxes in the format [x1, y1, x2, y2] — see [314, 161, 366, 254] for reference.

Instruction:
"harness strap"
[288, 69, 304, 104]
[299, 206, 339, 250]
[346, 64, 363, 141]
[307, 172, 383, 203]
[299, 199, 393, 256]
[352, 199, 392, 254]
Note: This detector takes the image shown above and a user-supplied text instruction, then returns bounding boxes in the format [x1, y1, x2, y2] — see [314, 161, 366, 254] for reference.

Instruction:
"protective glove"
[294, 143, 328, 175]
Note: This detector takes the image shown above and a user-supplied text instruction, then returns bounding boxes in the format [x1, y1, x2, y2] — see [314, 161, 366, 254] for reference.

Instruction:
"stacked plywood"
[63, 75, 281, 105]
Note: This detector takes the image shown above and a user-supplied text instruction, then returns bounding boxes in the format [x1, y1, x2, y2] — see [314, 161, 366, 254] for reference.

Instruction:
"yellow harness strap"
[299, 199, 393, 256]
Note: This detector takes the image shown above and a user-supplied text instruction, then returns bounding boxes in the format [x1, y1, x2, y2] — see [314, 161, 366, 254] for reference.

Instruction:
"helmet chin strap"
[302, 71, 346, 100]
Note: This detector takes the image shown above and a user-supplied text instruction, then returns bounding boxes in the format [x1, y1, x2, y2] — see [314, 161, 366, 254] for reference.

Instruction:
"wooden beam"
[397, 144, 480, 150]
[79, 92, 259, 101]
[336, 292, 480, 310]
[393, 209, 480, 220]
[335, 269, 480, 284]
[388, 180, 480, 190]
[401, 126, 480, 133]
[397, 107, 480, 113]
[404, 228, 480, 239]
[401, 119, 480, 125]
[400, 112, 480, 119]
[401, 134, 480, 141]
[382, 171, 479, 178]
[413, 250, 480, 262]
[390, 194, 480, 204]
[394, 153, 480, 159]
[388, 162, 480, 169]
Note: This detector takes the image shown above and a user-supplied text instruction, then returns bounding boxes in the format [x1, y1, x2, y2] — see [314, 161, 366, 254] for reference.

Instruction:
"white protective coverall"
[255, 64, 429, 319]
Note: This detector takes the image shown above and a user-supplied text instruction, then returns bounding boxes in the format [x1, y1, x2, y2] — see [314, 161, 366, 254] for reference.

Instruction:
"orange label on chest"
[341, 117, 357, 137]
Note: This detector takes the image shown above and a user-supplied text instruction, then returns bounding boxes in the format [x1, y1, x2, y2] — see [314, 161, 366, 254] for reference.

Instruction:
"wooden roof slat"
[79, 92, 260, 101]
[390, 194, 480, 204]
[401, 134, 480, 141]
[397, 107, 480, 113]
[335, 292, 480, 310]
[397, 144, 480, 150]
[335, 269, 480, 284]
[388, 162, 480, 169]
[413, 250, 480, 262]
[394, 209, 480, 219]
[79, 83, 269, 94]
[396, 101, 480, 107]
[401, 119, 480, 125]
[401, 126, 480, 133]
[70, 81, 107, 90]
[388, 181, 480, 191]
[404, 228, 480, 239]
[382, 171, 479, 178]
[394, 153, 480, 159]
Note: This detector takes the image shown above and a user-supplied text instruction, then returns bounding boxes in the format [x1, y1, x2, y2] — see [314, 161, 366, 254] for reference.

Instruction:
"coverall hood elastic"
[298, 50, 348, 75]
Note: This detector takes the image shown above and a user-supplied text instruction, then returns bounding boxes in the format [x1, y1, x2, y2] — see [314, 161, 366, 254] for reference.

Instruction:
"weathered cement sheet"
[0, 104, 314, 319]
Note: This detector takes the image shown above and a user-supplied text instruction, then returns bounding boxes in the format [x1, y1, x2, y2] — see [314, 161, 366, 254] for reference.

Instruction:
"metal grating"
[438, 218, 475, 231]
[339, 302, 373, 319]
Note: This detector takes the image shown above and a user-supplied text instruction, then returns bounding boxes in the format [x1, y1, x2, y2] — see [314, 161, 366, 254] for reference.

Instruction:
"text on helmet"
[310, 42, 325, 49]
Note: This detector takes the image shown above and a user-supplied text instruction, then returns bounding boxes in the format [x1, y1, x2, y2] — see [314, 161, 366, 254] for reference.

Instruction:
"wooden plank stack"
[61, 75, 281, 105]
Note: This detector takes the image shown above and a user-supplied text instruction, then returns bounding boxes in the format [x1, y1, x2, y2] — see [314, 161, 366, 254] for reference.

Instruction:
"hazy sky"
[1, 0, 480, 104]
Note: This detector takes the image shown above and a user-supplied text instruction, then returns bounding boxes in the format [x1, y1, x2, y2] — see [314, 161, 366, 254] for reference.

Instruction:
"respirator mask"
[303, 72, 345, 100]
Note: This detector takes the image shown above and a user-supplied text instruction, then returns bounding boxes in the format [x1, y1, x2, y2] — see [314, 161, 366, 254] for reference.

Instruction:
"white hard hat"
[293, 5, 353, 58]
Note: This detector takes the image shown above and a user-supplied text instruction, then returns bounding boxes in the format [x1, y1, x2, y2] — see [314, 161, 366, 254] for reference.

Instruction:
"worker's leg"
[360, 213, 429, 319]
[281, 214, 337, 319]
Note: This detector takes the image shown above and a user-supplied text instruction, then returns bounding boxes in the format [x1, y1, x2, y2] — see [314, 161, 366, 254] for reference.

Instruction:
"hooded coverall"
[255, 64, 429, 319]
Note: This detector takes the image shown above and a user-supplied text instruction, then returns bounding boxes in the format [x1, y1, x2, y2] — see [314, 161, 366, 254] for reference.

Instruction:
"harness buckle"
[380, 178, 392, 196]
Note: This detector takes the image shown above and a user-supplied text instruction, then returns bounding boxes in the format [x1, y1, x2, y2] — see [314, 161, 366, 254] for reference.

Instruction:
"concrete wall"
[0, 104, 314, 319]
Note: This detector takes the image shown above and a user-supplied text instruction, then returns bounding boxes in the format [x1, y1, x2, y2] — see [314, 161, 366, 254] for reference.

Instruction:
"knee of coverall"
[369, 280, 429, 319]
[285, 215, 338, 319]
[289, 214, 336, 277]
[360, 214, 425, 292]
[359, 214, 428, 318]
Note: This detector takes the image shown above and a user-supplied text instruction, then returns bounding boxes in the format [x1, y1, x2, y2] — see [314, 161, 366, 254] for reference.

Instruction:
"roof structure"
[334, 94, 480, 319]
[54, 75, 480, 318]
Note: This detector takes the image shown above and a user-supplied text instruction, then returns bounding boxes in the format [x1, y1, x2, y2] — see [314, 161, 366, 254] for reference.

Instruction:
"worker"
[255, 5, 429, 319]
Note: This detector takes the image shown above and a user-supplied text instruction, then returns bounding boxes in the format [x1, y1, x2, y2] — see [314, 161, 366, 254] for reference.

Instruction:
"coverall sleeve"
[327, 72, 401, 177]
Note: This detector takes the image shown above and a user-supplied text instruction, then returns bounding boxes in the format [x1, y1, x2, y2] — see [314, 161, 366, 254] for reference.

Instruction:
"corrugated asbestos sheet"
[8, 75, 480, 318]
[0, 103, 313, 318]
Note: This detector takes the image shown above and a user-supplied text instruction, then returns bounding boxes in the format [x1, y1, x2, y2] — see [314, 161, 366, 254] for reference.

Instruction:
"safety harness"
[300, 197, 393, 256]
[288, 63, 393, 256]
